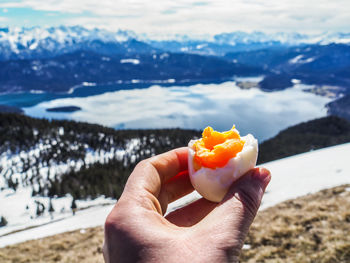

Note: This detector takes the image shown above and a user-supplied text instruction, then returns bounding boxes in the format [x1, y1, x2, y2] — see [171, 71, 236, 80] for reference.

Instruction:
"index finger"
[122, 147, 189, 213]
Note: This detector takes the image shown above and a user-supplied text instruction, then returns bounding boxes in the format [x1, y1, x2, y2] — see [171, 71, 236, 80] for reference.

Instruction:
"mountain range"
[1, 26, 350, 60]
[227, 44, 350, 92]
[0, 50, 264, 94]
[0, 26, 349, 120]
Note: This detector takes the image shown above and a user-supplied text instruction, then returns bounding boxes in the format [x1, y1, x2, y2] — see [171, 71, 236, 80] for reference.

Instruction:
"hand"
[103, 147, 271, 263]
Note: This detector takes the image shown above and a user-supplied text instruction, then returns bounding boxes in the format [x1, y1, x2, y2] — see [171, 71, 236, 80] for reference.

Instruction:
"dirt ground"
[1, 184, 349, 263]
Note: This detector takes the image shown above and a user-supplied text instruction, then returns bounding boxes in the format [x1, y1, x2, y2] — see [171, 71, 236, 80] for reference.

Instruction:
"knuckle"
[104, 214, 119, 233]
[104, 203, 129, 233]
[136, 159, 148, 169]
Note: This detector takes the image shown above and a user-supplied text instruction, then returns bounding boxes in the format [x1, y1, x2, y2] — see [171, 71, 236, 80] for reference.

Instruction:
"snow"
[29, 41, 38, 50]
[291, 79, 301, 84]
[0, 186, 115, 239]
[260, 143, 350, 209]
[0, 204, 114, 248]
[29, 90, 45, 94]
[289, 55, 304, 64]
[289, 55, 316, 65]
[0, 133, 138, 242]
[159, 53, 169, 59]
[168, 142, 350, 211]
[82, 82, 97, 87]
[0, 26, 350, 59]
[0, 26, 135, 53]
[1, 143, 349, 247]
[120, 59, 140, 65]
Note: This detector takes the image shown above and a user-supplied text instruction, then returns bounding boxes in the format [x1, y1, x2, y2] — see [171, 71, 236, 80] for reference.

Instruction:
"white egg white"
[188, 134, 258, 202]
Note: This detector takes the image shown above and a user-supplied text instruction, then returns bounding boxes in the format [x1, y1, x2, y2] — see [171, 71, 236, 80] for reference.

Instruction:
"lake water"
[24, 81, 331, 142]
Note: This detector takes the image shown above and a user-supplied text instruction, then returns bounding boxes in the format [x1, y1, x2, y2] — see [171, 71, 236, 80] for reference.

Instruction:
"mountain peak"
[0, 26, 349, 60]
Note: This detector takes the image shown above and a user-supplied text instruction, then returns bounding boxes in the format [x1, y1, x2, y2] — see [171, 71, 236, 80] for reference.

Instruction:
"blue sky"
[0, 0, 349, 36]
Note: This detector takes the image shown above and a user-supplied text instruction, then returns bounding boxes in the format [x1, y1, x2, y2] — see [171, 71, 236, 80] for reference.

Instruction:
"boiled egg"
[188, 126, 258, 202]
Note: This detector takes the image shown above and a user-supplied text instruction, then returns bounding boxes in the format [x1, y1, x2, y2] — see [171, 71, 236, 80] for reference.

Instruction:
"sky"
[0, 0, 349, 36]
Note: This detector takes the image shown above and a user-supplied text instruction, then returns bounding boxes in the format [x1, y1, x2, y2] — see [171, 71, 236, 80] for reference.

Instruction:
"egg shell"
[188, 134, 258, 202]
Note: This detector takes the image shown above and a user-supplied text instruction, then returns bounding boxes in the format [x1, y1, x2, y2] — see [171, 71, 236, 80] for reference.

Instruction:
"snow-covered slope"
[0, 142, 349, 248]
[260, 142, 350, 209]
[0, 26, 145, 60]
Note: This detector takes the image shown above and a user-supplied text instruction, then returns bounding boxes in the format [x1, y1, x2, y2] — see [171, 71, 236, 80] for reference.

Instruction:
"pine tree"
[49, 199, 55, 213]
[49, 199, 55, 220]
[0, 216, 8, 227]
[71, 198, 77, 216]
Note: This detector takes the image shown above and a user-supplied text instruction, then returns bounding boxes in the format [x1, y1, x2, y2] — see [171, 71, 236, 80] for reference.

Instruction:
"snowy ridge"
[0, 26, 349, 59]
[0, 26, 135, 53]
[1, 142, 349, 247]
[0, 26, 139, 60]
[2, 26, 347, 45]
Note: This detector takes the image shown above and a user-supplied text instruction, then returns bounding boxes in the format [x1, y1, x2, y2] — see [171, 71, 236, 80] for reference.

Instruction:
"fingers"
[122, 147, 189, 214]
[195, 168, 271, 247]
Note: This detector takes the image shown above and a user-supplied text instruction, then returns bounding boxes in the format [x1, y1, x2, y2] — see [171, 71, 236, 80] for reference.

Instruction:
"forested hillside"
[1, 114, 349, 201]
[0, 113, 200, 200]
[258, 116, 350, 163]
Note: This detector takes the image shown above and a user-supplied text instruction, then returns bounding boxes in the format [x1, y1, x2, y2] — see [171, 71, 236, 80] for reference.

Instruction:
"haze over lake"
[24, 81, 331, 142]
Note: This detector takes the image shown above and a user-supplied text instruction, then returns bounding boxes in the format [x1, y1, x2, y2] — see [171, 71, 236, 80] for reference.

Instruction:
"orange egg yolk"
[193, 126, 245, 170]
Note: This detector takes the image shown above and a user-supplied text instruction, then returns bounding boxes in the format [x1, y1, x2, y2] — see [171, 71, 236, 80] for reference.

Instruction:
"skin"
[103, 147, 271, 263]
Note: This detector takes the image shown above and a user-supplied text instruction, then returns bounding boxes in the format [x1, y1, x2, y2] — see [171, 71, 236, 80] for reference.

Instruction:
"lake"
[23, 81, 331, 142]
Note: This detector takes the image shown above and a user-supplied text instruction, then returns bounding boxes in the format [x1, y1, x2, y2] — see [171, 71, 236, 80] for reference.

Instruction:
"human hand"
[103, 147, 271, 263]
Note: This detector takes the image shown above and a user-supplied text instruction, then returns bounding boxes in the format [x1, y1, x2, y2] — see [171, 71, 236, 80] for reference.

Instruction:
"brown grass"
[241, 184, 350, 262]
[0, 227, 104, 263]
[1, 184, 349, 263]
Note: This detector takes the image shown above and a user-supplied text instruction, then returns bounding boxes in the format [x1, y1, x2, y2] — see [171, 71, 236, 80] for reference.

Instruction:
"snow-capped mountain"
[214, 31, 350, 46]
[0, 26, 349, 60]
[0, 26, 153, 60]
[149, 31, 350, 55]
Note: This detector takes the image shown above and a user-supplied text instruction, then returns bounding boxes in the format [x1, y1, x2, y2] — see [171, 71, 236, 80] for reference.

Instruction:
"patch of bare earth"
[1, 185, 350, 263]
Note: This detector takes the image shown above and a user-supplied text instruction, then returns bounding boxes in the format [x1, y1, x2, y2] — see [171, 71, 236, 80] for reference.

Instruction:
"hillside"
[0, 184, 348, 263]
[0, 105, 23, 114]
[0, 51, 263, 94]
[1, 113, 349, 202]
[1, 26, 349, 98]
[0, 113, 201, 200]
[226, 44, 350, 94]
[258, 116, 350, 163]
[327, 94, 350, 121]
[0, 113, 349, 248]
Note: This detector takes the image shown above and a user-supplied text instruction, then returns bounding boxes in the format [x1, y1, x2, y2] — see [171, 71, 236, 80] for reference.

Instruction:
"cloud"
[0, 0, 349, 35]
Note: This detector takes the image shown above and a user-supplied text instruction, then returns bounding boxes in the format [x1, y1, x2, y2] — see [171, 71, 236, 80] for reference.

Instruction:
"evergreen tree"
[0, 216, 8, 227]
[71, 198, 77, 215]
[49, 199, 55, 220]
[35, 201, 45, 217]
[49, 199, 55, 213]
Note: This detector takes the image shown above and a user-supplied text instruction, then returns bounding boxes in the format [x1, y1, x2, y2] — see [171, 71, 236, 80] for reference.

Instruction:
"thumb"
[194, 167, 271, 258]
